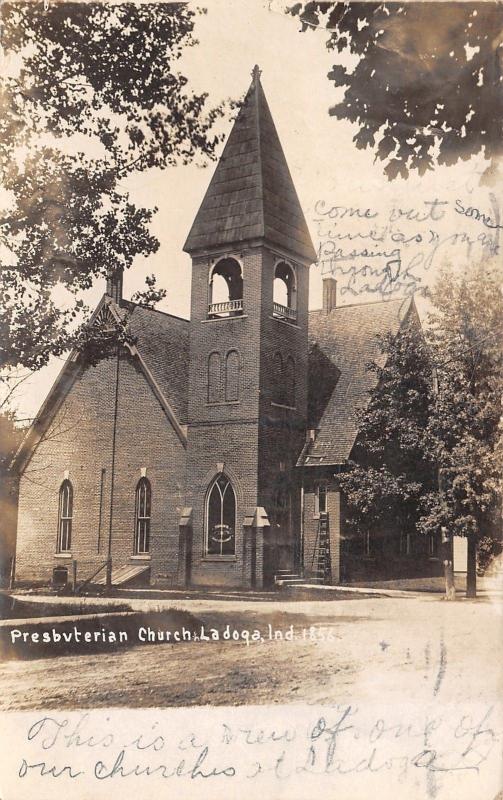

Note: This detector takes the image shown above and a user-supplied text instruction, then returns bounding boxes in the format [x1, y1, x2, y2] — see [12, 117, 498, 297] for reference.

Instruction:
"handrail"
[75, 559, 109, 594]
[208, 299, 244, 315]
[273, 302, 296, 321]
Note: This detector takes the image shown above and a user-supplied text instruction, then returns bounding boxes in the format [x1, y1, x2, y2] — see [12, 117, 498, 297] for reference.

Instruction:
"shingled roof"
[183, 66, 317, 263]
[124, 302, 189, 425]
[299, 297, 416, 467]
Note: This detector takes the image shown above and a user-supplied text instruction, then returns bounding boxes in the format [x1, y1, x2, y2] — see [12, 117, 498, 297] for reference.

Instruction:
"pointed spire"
[184, 69, 317, 264]
[252, 64, 262, 84]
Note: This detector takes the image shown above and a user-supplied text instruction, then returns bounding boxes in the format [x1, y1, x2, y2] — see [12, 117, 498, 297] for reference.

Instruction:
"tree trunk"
[441, 527, 456, 600]
[466, 534, 477, 598]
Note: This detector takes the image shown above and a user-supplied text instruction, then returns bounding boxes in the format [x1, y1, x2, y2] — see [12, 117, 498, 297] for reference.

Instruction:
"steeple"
[183, 66, 317, 264]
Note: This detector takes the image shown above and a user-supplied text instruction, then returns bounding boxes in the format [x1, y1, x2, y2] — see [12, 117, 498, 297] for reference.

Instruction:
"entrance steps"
[94, 564, 150, 587]
[274, 570, 323, 588]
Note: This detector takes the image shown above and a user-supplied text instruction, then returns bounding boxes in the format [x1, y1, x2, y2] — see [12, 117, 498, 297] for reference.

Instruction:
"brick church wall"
[184, 246, 311, 588]
[15, 350, 186, 586]
[257, 249, 310, 578]
[184, 250, 263, 588]
[302, 476, 341, 583]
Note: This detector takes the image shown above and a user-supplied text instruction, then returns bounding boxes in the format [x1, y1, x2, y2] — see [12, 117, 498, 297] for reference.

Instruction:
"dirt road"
[1, 593, 501, 710]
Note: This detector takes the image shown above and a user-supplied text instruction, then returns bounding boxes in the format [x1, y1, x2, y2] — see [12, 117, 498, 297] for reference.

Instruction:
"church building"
[13, 68, 441, 590]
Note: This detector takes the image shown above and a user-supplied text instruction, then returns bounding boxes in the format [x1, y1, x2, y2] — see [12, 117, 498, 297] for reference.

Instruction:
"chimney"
[322, 276, 337, 314]
[106, 267, 123, 304]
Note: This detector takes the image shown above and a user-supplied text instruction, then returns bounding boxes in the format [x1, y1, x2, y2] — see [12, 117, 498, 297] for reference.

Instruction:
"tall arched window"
[208, 258, 243, 317]
[273, 261, 296, 321]
[225, 350, 240, 402]
[134, 478, 151, 554]
[272, 352, 284, 404]
[57, 480, 73, 553]
[206, 474, 236, 556]
[207, 351, 222, 403]
[285, 356, 296, 407]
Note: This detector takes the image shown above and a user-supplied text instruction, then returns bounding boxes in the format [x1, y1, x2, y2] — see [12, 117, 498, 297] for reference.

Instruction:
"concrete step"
[275, 578, 305, 586]
[276, 577, 324, 587]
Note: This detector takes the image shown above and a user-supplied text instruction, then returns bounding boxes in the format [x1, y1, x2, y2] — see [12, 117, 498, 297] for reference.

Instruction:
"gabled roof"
[13, 297, 189, 473]
[183, 66, 317, 264]
[123, 301, 189, 425]
[299, 296, 416, 467]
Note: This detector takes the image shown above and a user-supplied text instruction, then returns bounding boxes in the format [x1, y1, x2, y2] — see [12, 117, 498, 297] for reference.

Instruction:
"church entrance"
[263, 482, 294, 587]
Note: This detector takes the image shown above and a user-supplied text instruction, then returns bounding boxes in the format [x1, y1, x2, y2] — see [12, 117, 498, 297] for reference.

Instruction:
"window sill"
[269, 315, 300, 329]
[207, 400, 240, 407]
[202, 556, 237, 563]
[54, 552, 72, 558]
[131, 554, 151, 561]
[201, 315, 248, 323]
[271, 402, 296, 411]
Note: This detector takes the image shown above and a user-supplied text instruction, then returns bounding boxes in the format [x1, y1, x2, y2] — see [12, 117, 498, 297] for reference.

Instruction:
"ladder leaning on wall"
[311, 511, 332, 585]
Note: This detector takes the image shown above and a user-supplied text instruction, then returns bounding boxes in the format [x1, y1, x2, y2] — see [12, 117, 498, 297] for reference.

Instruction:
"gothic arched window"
[273, 261, 296, 321]
[207, 351, 222, 403]
[134, 478, 151, 554]
[225, 350, 240, 402]
[206, 474, 236, 557]
[208, 258, 243, 317]
[57, 480, 73, 553]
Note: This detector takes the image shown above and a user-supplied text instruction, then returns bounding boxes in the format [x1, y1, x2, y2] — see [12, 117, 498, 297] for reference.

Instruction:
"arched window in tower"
[207, 351, 222, 403]
[206, 474, 236, 556]
[134, 478, 151, 554]
[225, 350, 240, 402]
[57, 479, 73, 553]
[208, 257, 243, 318]
[272, 351, 284, 405]
[284, 356, 296, 407]
[273, 261, 297, 322]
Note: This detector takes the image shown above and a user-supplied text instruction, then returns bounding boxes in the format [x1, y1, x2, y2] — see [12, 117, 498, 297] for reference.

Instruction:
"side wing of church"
[13, 67, 441, 591]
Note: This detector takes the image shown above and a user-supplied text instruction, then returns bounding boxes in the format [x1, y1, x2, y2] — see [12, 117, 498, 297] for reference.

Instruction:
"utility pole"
[106, 343, 121, 591]
[439, 468, 455, 600]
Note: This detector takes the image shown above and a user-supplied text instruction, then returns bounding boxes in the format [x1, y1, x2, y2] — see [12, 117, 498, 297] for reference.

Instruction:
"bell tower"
[182, 66, 317, 588]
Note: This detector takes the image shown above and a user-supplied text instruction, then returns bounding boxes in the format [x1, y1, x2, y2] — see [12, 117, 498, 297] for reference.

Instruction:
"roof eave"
[183, 234, 317, 266]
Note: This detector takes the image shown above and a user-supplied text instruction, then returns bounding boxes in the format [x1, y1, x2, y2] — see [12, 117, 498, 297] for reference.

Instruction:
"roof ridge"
[128, 301, 189, 324]
[254, 68, 265, 239]
[309, 295, 411, 312]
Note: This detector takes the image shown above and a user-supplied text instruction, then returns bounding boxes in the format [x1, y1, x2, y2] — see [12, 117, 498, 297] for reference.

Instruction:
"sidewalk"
[343, 574, 503, 597]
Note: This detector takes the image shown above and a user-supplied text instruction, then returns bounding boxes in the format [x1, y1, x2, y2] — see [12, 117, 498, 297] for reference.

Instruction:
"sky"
[11, 0, 502, 420]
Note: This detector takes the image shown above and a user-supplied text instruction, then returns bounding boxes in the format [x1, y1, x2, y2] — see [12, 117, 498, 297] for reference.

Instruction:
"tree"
[338, 321, 437, 559]
[289, 2, 503, 180]
[0, 410, 25, 585]
[0, 3, 222, 377]
[418, 264, 503, 597]
[131, 274, 167, 310]
[339, 266, 503, 598]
